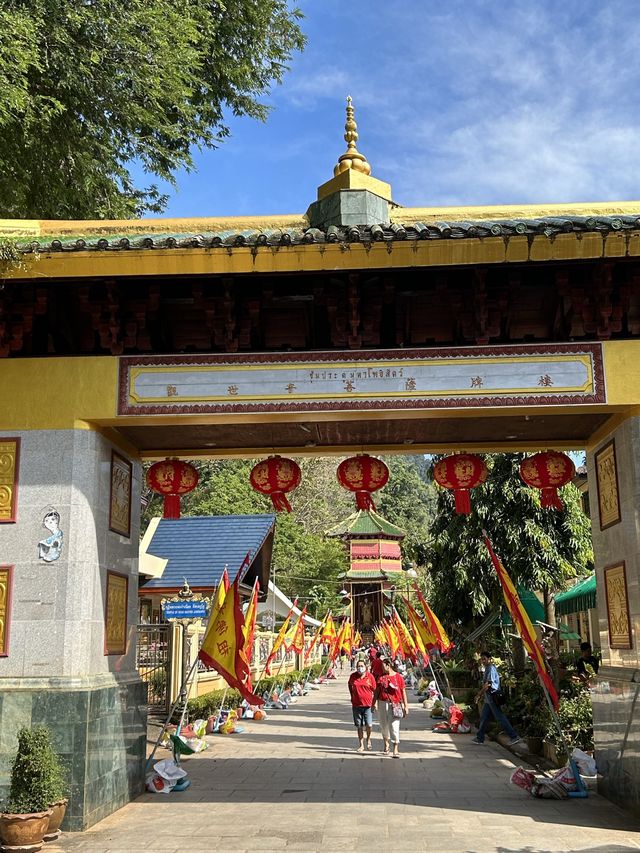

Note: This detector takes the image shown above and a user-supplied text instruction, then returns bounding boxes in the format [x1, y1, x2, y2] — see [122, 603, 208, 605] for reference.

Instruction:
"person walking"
[471, 651, 522, 745]
[372, 658, 408, 758]
[371, 650, 385, 681]
[348, 659, 376, 752]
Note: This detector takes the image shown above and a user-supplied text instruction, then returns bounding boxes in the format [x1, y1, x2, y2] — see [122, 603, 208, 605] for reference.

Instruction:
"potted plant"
[0, 726, 67, 852]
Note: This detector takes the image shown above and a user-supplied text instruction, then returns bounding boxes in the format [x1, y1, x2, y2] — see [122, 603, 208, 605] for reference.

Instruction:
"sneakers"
[470, 737, 484, 744]
[508, 736, 523, 746]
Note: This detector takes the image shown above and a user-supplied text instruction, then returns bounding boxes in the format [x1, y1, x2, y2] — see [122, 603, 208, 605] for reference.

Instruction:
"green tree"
[376, 455, 437, 568]
[426, 453, 593, 628]
[0, 0, 305, 218]
[141, 457, 347, 617]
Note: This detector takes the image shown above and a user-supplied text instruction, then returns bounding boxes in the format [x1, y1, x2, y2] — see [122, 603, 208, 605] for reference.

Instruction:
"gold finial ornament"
[334, 96, 372, 177]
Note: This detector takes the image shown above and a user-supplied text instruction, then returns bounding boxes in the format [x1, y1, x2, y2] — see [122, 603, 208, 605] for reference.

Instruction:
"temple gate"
[2, 100, 640, 823]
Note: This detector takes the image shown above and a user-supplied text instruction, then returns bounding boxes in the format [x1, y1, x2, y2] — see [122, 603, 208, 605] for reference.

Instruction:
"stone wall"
[0, 428, 146, 829]
[588, 417, 640, 817]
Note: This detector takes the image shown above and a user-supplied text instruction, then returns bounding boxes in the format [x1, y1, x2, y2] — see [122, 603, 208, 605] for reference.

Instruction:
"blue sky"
[152, 1, 640, 218]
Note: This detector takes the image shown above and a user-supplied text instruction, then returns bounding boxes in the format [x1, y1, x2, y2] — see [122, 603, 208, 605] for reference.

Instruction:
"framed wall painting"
[109, 451, 132, 538]
[0, 565, 13, 656]
[604, 561, 632, 650]
[0, 438, 20, 523]
[105, 570, 128, 655]
[595, 440, 621, 530]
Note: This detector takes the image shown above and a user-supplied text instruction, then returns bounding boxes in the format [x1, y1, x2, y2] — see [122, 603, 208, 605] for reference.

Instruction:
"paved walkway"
[51, 675, 640, 853]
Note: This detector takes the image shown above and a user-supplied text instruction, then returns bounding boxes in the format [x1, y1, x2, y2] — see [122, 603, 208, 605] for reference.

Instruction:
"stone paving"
[49, 674, 640, 853]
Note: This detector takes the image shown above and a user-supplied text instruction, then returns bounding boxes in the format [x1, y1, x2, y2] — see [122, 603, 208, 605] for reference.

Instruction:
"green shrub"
[4, 727, 67, 814]
[545, 688, 593, 752]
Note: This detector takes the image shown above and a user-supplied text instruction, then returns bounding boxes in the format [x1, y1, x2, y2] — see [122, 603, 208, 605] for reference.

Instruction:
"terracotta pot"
[44, 799, 68, 842]
[0, 809, 52, 852]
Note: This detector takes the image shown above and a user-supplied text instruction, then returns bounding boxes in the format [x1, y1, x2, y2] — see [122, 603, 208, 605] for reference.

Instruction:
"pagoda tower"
[327, 509, 405, 641]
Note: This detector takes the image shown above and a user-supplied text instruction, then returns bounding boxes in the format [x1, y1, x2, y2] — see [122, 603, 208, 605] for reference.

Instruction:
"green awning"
[501, 586, 545, 626]
[558, 622, 581, 641]
[554, 574, 596, 617]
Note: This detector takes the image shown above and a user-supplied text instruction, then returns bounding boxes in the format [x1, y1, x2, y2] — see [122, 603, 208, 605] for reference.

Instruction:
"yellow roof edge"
[1, 200, 640, 240]
[390, 200, 640, 224]
[0, 213, 309, 239]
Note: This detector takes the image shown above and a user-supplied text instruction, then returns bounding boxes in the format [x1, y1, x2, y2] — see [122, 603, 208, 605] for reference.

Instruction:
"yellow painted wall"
[1, 341, 640, 452]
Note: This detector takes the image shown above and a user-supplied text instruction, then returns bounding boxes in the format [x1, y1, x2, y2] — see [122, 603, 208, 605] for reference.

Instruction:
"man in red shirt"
[348, 660, 377, 752]
[371, 651, 385, 681]
[372, 658, 408, 757]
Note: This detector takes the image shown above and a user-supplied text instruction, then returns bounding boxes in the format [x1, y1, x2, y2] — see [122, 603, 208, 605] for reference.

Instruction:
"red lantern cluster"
[337, 454, 389, 510]
[432, 453, 488, 515]
[147, 459, 199, 519]
[519, 451, 575, 510]
[250, 455, 301, 512]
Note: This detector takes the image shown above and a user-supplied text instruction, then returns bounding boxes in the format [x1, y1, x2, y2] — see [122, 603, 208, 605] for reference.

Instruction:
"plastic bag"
[572, 748, 596, 777]
[193, 719, 207, 738]
[510, 766, 536, 794]
[146, 759, 188, 793]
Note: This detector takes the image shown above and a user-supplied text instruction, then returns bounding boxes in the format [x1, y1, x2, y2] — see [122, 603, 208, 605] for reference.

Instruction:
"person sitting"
[576, 642, 599, 683]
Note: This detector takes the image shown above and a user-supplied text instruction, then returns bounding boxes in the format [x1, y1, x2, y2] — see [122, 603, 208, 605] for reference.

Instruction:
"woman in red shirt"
[372, 658, 408, 757]
[348, 660, 377, 752]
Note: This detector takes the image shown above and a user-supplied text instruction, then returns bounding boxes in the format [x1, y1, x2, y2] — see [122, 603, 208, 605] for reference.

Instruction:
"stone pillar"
[0, 429, 146, 830]
[587, 416, 640, 817]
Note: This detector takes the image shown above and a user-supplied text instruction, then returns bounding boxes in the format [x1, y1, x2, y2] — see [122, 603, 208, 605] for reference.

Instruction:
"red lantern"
[432, 453, 488, 515]
[250, 455, 301, 512]
[519, 451, 575, 510]
[146, 459, 199, 519]
[337, 454, 389, 510]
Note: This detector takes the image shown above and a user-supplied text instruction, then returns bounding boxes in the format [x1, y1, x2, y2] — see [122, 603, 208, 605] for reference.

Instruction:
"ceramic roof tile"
[141, 514, 275, 590]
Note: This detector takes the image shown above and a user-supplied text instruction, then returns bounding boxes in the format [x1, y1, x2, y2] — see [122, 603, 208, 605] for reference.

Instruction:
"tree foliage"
[0, 0, 305, 218]
[142, 457, 349, 617]
[426, 453, 593, 628]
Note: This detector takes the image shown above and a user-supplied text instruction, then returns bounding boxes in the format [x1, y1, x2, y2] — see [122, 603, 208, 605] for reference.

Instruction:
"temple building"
[3, 96, 640, 824]
[327, 509, 405, 639]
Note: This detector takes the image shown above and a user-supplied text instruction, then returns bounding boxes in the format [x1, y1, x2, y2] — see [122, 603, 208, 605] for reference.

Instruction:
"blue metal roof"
[141, 514, 276, 590]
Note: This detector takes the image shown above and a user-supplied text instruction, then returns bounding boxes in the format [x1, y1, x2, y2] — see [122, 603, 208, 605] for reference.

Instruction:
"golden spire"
[333, 96, 372, 177]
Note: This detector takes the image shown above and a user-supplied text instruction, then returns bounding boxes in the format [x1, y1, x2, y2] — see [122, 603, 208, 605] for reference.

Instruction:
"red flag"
[483, 533, 559, 709]
[199, 577, 263, 705]
[242, 579, 260, 669]
[304, 612, 328, 663]
[414, 587, 453, 653]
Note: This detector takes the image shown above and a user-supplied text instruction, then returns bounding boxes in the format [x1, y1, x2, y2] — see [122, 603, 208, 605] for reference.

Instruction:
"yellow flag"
[322, 613, 337, 644]
[264, 599, 297, 674]
[199, 578, 263, 705]
[209, 567, 229, 626]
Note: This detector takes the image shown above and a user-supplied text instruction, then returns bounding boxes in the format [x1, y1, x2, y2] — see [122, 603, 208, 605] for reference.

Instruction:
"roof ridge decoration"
[334, 96, 372, 177]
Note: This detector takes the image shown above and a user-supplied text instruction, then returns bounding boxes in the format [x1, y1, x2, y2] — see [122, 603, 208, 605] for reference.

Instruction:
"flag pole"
[146, 655, 200, 771]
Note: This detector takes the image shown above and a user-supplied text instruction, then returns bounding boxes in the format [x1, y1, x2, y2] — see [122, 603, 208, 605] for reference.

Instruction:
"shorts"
[352, 706, 373, 728]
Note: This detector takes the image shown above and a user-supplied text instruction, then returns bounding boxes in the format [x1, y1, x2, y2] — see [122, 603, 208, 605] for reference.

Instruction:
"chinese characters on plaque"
[604, 562, 632, 649]
[109, 451, 132, 538]
[0, 438, 20, 523]
[105, 571, 128, 655]
[0, 565, 12, 656]
[595, 440, 621, 530]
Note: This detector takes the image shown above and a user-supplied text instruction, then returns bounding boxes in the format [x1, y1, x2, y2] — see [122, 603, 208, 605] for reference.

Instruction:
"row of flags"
[197, 532, 558, 710]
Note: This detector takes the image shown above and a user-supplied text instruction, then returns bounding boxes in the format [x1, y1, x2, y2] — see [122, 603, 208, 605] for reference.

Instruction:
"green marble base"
[0, 675, 147, 831]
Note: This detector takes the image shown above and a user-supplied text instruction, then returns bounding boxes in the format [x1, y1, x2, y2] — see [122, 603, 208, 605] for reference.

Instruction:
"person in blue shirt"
[471, 651, 522, 746]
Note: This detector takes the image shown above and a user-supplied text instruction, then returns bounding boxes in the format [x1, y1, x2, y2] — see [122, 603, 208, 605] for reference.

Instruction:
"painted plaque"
[0, 438, 20, 522]
[0, 565, 13, 656]
[118, 343, 605, 416]
[595, 440, 621, 530]
[604, 562, 632, 649]
[105, 571, 128, 655]
[109, 451, 132, 537]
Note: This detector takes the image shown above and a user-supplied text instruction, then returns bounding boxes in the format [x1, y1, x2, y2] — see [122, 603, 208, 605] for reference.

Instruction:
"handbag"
[392, 703, 404, 718]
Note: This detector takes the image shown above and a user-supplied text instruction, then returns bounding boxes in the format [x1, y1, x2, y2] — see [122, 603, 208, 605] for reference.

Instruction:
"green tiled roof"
[326, 509, 405, 539]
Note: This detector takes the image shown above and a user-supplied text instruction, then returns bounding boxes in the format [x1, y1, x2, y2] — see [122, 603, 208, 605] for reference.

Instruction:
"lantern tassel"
[163, 494, 181, 519]
[356, 491, 376, 511]
[454, 489, 472, 515]
[271, 493, 293, 513]
[540, 487, 563, 510]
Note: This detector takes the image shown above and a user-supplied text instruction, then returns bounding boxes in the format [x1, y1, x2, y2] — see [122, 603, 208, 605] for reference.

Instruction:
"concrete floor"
[49, 674, 640, 853]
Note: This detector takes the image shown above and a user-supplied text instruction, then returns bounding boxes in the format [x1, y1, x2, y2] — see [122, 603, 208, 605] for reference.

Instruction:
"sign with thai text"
[118, 343, 604, 415]
[163, 599, 208, 621]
